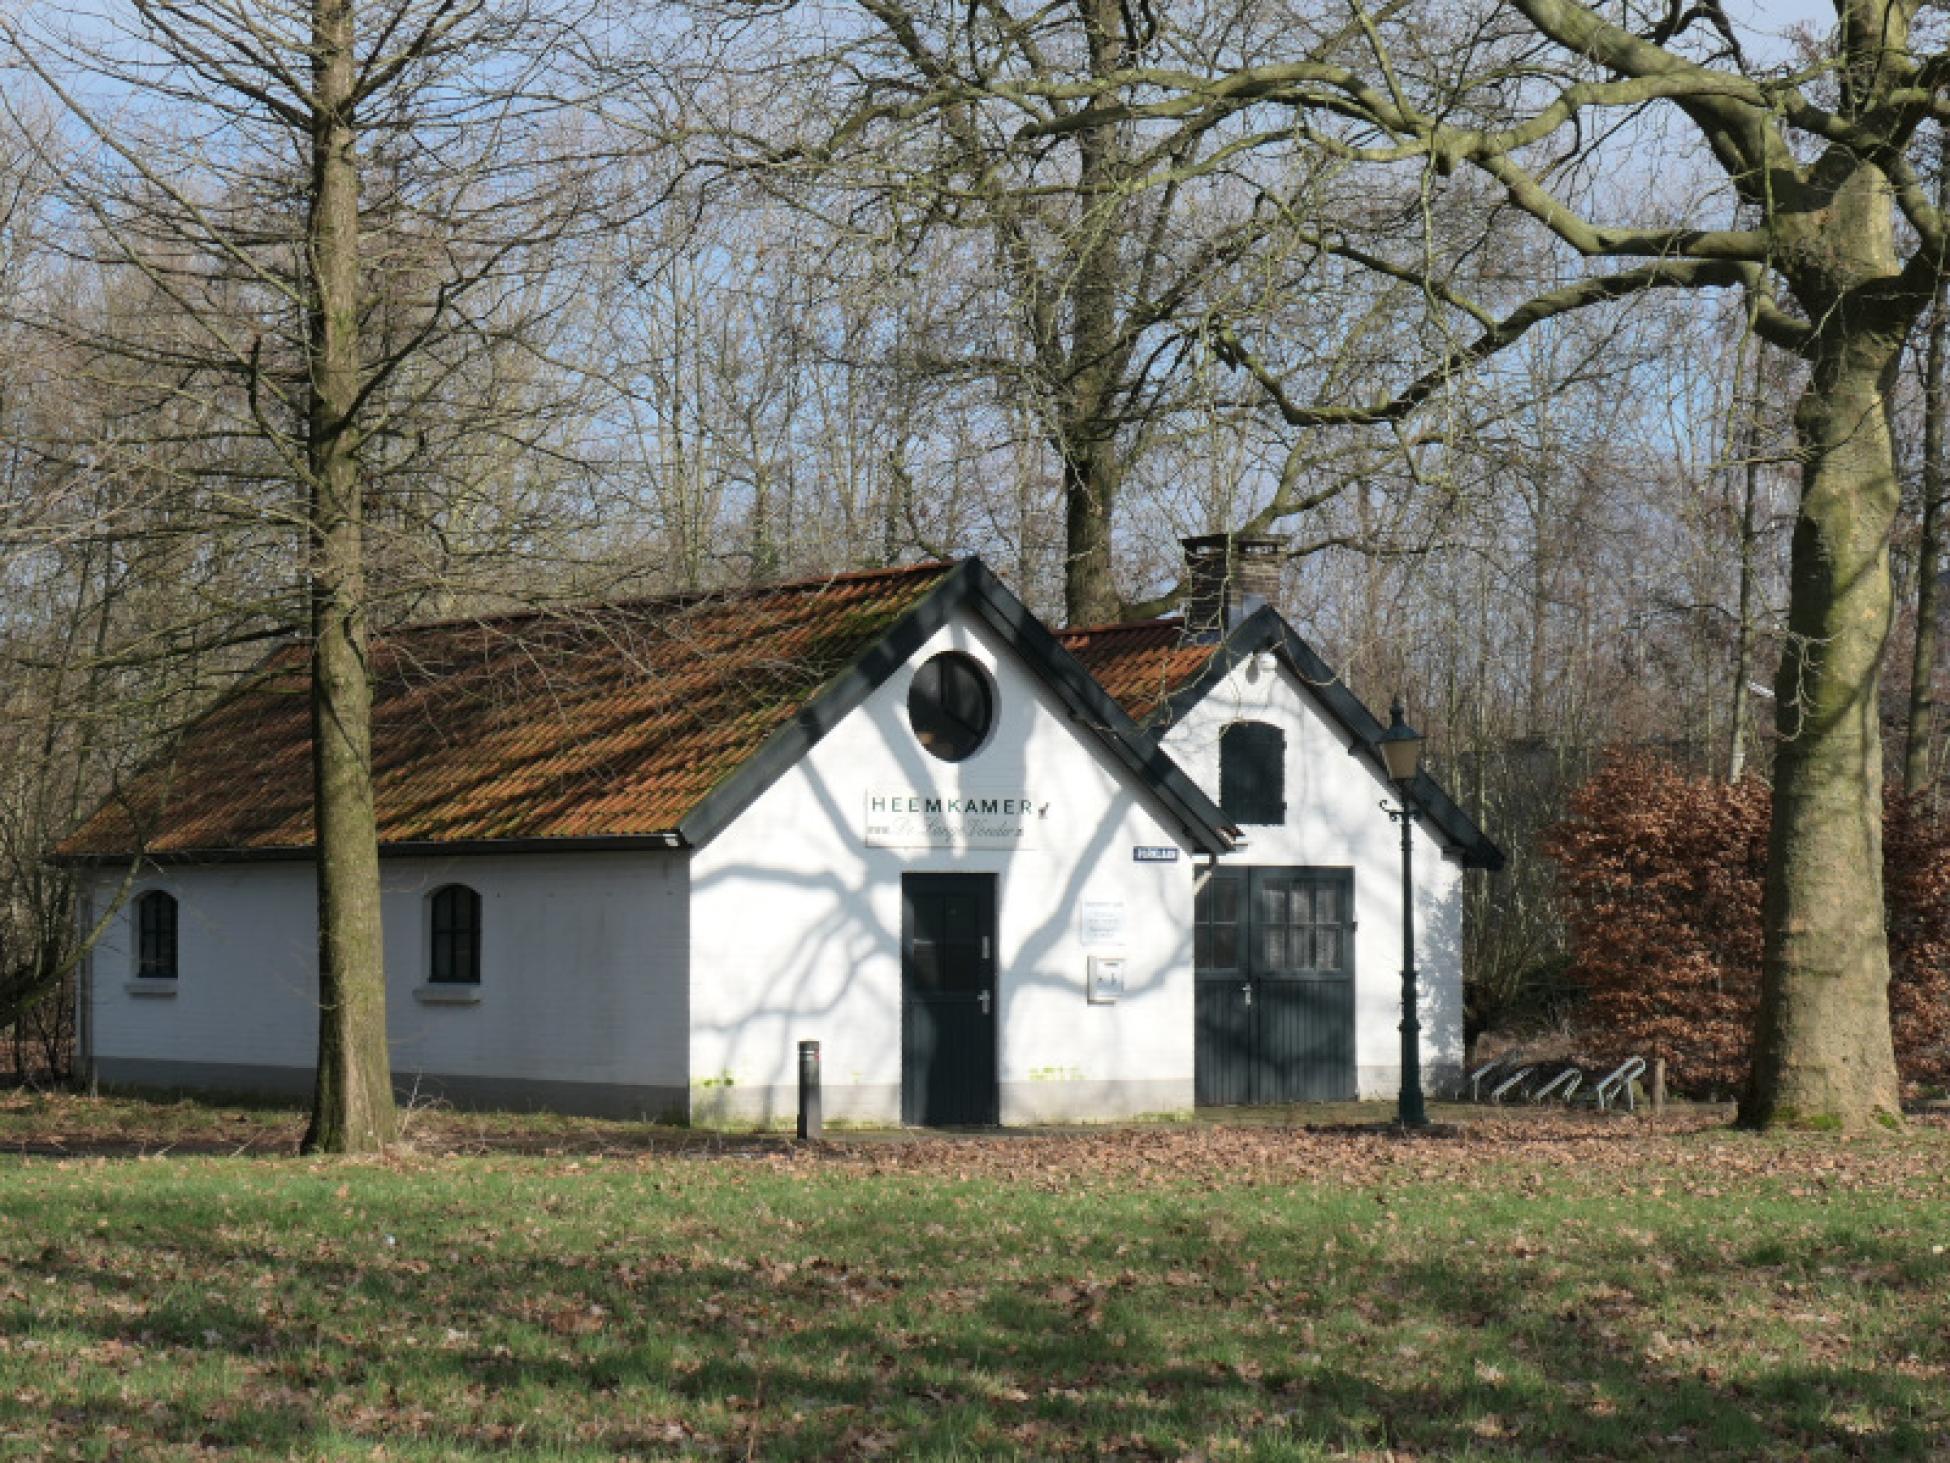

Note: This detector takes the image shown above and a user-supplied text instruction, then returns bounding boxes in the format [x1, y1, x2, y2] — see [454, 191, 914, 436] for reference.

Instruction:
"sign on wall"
[1080, 898, 1127, 949]
[863, 790, 1049, 849]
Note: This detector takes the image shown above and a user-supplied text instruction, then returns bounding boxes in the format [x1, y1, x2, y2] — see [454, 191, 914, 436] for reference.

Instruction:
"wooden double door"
[1194, 867, 1357, 1106]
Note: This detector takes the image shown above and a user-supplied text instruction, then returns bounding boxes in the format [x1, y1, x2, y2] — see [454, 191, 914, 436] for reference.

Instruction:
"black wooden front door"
[1195, 867, 1355, 1106]
[901, 873, 999, 1126]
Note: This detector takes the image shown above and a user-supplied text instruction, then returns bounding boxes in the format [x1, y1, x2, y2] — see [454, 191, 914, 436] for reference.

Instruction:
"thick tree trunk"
[1743, 335, 1905, 1130]
[1056, 0, 1127, 629]
[1062, 444, 1119, 625]
[1905, 210, 1948, 796]
[1907, 321, 1945, 796]
[302, 0, 396, 1155]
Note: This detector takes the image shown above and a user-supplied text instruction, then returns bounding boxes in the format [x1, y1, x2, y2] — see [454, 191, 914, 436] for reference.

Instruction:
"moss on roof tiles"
[1055, 619, 1218, 723]
[60, 562, 955, 857]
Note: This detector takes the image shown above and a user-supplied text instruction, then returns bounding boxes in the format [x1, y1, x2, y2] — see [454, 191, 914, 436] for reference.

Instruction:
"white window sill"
[414, 984, 481, 1004]
[125, 980, 178, 996]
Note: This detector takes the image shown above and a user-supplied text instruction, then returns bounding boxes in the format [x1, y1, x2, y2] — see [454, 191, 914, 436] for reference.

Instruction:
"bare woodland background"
[0, 0, 1944, 1095]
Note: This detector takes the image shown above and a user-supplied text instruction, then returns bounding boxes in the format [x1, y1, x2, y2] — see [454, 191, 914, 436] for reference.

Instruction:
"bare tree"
[655, 0, 1506, 623]
[984, 0, 1950, 1129]
[4, 0, 613, 1150]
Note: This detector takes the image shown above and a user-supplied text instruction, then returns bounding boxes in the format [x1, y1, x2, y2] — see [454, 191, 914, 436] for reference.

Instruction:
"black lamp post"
[1377, 698, 1429, 1129]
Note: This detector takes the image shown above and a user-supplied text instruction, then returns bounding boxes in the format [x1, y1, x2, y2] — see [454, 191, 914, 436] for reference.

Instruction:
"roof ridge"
[1056, 616, 1182, 639]
[375, 559, 960, 641]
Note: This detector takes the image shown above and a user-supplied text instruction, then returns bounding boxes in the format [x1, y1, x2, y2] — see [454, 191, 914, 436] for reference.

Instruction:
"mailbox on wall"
[1087, 956, 1125, 1005]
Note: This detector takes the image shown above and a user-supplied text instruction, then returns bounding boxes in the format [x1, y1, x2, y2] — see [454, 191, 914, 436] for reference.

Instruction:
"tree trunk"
[1056, 0, 1127, 628]
[302, 0, 396, 1155]
[1062, 443, 1119, 624]
[1743, 333, 1905, 1130]
[1527, 480, 1550, 738]
[1728, 371, 1762, 784]
[1905, 155, 1950, 797]
[1906, 308, 1945, 796]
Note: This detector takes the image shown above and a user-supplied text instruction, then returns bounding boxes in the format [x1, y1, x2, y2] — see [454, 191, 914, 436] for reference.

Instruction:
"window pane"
[908, 653, 993, 762]
[1212, 925, 1238, 970]
[1314, 928, 1340, 971]
[430, 887, 481, 983]
[1258, 884, 1284, 928]
[1199, 876, 1239, 926]
[136, 893, 177, 979]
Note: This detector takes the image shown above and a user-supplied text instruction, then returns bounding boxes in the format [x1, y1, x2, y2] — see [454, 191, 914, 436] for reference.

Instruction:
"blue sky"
[1730, 0, 1840, 61]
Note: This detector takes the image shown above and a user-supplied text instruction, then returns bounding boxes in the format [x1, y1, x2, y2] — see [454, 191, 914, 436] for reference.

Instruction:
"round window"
[908, 652, 994, 762]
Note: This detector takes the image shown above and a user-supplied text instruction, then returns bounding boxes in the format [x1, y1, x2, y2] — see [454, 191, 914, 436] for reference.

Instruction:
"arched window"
[429, 885, 482, 984]
[1219, 721, 1286, 825]
[135, 890, 179, 980]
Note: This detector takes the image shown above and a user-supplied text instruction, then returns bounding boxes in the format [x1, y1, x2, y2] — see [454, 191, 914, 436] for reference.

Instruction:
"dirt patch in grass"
[7, 1090, 1947, 1196]
[797, 1107, 1950, 1195]
[0, 1090, 791, 1160]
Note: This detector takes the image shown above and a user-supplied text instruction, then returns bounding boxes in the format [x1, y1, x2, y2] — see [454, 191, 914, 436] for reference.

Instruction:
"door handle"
[1241, 983, 1253, 1008]
[981, 936, 991, 960]
[979, 989, 992, 1016]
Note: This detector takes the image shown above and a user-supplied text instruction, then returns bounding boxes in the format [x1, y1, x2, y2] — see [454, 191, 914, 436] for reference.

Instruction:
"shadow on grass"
[7, 1172, 1946, 1459]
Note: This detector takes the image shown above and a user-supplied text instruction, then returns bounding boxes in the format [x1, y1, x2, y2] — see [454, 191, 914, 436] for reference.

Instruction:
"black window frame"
[1193, 869, 1244, 977]
[1219, 720, 1287, 826]
[1194, 866, 1354, 979]
[429, 884, 483, 985]
[908, 651, 995, 763]
[135, 890, 179, 981]
[1255, 871, 1352, 974]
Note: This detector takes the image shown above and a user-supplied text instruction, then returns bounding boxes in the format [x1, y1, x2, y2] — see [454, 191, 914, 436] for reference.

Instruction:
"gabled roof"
[1059, 610, 1505, 871]
[59, 558, 1235, 863]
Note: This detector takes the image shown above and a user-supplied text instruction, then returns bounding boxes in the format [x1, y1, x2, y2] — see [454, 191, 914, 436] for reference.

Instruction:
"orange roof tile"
[61, 562, 956, 857]
[1054, 619, 1218, 723]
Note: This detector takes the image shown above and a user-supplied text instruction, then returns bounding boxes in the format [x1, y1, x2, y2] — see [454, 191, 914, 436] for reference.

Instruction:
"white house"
[63, 543, 1498, 1126]
[1061, 536, 1502, 1103]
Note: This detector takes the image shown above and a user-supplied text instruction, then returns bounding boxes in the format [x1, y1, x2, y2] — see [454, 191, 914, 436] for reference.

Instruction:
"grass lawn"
[1, 1094, 1947, 1459]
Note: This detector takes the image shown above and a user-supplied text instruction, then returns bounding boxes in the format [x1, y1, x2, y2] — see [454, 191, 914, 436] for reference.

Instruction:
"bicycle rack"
[1530, 1066, 1583, 1104]
[1591, 1055, 1647, 1112]
[1461, 1052, 1648, 1111]
[1489, 1066, 1537, 1104]
[1466, 1056, 1509, 1103]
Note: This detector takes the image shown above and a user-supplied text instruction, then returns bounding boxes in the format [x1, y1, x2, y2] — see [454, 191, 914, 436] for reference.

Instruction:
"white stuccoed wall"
[688, 609, 1203, 1126]
[75, 618, 1462, 1124]
[85, 850, 689, 1116]
[1156, 651, 1466, 1098]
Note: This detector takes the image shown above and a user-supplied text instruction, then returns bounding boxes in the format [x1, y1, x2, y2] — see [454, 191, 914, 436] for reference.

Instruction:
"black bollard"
[797, 1040, 822, 1141]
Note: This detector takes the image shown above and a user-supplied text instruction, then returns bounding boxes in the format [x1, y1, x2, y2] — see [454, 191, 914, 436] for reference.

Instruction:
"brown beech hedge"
[1545, 752, 1950, 1099]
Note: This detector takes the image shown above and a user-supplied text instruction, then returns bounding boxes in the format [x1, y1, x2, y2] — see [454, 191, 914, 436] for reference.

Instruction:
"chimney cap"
[1179, 532, 1288, 554]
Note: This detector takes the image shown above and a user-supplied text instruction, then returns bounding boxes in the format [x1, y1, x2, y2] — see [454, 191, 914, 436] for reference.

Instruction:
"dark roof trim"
[678, 558, 1236, 856]
[1148, 607, 1505, 871]
[54, 833, 689, 868]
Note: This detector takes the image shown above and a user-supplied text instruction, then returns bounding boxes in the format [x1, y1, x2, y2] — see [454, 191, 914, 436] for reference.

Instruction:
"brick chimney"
[1181, 533, 1286, 641]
